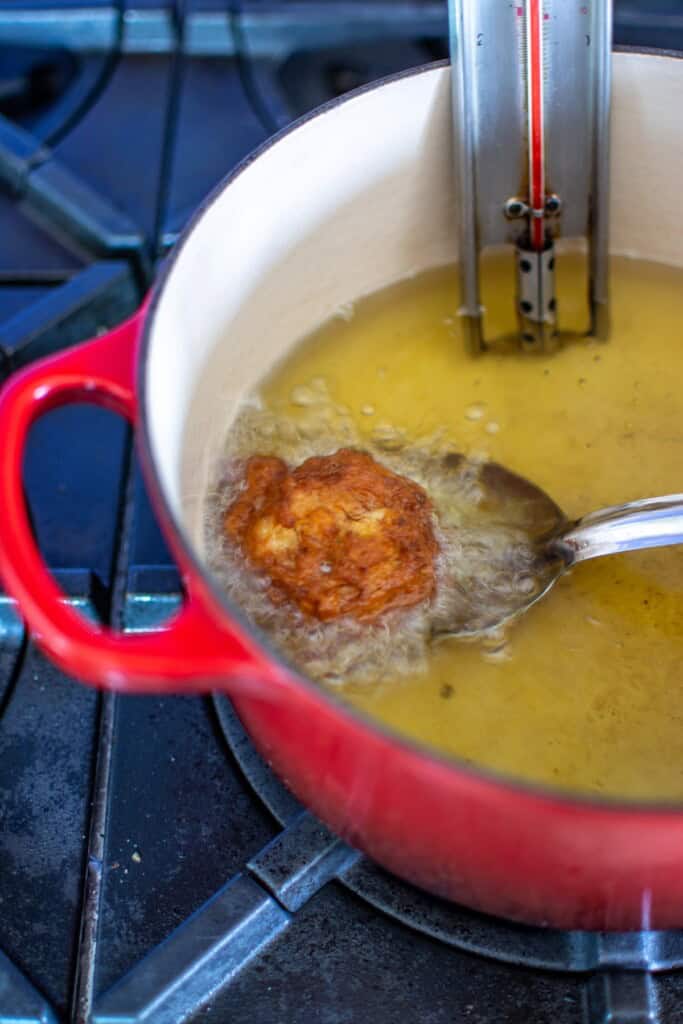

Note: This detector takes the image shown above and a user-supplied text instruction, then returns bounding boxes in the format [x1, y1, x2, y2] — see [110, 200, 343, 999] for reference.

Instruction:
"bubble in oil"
[465, 402, 486, 421]
[480, 626, 511, 662]
[290, 385, 318, 407]
[482, 644, 511, 663]
[372, 423, 407, 450]
[514, 575, 537, 596]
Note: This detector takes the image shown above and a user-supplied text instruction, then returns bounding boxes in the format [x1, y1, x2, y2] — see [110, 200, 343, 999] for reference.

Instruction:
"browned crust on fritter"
[224, 448, 438, 621]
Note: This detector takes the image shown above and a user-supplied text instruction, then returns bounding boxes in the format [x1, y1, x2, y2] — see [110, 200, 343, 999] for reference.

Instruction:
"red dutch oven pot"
[1, 55, 683, 932]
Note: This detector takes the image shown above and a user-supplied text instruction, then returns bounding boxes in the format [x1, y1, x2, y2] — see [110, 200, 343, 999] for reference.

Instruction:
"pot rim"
[138, 51, 683, 819]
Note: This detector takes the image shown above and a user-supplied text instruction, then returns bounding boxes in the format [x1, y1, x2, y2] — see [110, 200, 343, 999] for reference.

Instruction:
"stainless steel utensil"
[434, 457, 683, 638]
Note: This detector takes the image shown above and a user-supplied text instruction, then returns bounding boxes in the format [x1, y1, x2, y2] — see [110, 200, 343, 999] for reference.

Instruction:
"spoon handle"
[555, 494, 683, 564]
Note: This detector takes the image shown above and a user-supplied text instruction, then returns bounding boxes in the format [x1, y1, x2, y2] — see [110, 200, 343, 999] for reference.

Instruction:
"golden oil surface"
[258, 254, 683, 800]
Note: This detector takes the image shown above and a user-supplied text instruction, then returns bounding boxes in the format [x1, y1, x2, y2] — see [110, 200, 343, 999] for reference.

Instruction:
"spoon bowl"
[431, 453, 683, 639]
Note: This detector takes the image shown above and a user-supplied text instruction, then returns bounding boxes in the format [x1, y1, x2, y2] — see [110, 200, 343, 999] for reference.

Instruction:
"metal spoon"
[429, 455, 683, 640]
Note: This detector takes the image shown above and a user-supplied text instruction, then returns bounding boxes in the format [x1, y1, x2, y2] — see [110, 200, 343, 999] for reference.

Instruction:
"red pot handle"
[0, 310, 285, 698]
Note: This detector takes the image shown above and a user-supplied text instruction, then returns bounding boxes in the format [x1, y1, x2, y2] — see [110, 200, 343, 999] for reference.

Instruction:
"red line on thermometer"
[527, 0, 545, 250]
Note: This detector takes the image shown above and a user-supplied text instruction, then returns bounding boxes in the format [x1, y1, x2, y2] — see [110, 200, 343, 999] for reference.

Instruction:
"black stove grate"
[1, 4, 683, 1023]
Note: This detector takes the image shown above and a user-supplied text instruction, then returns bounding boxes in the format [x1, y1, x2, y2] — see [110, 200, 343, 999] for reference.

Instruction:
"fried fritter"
[224, 448, 438, 621]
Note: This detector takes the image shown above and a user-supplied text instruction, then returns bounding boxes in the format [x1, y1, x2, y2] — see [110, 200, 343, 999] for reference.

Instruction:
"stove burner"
[214, 695, 683, 975]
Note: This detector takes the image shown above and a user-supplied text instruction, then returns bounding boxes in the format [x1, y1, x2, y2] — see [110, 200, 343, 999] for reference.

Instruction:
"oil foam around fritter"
[204, 380, 556, 685]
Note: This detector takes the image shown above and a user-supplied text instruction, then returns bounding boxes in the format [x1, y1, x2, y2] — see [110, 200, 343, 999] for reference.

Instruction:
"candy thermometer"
[449, 0, 613, 352]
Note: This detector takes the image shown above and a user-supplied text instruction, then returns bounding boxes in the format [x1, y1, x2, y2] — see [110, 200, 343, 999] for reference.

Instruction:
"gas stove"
[1, 4, 683, 1023]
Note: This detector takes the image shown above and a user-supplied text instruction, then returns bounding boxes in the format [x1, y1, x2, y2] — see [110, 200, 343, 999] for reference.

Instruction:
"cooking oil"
[222, 252, 683, 801]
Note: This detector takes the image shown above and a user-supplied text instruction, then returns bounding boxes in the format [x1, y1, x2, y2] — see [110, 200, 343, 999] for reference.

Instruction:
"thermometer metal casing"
[449, 0, 612, 352]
